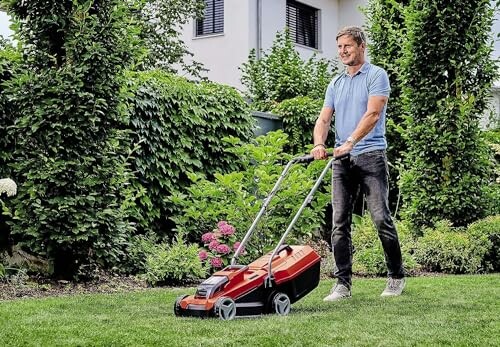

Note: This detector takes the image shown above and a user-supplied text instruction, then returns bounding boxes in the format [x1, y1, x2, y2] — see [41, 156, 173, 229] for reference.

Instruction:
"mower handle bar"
[230, 152, 349, 268]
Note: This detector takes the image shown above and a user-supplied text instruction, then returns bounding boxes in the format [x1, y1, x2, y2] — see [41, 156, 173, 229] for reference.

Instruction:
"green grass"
[0, 275, 499, 346]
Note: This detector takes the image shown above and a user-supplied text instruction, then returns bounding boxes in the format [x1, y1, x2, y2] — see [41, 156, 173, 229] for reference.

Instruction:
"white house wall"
[0, 11, 13, 40]
[181, 0, 344, 90]
[179, 0, 254, 91]
[338, 0, 366, 29]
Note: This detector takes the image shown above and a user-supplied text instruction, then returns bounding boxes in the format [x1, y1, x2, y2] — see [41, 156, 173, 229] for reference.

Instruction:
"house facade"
[180, 0, 500, 126]
[179, 0, 366, 91]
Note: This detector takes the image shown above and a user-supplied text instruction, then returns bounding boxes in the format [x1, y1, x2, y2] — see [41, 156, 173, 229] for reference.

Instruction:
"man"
[311, 26, 405, 301]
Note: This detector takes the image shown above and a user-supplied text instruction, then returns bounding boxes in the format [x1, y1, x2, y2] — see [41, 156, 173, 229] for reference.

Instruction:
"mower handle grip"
[295, 152, 350, 163]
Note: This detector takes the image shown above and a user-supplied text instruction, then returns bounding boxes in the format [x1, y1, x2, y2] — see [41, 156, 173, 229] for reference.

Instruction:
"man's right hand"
[311, 144, 327, 160]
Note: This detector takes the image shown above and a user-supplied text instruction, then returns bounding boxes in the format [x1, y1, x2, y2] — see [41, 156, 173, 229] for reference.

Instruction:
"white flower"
[0, 178, 17, 197]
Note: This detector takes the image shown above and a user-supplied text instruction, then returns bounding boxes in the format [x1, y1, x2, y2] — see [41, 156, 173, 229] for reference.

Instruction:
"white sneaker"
[381, 277, 406, 297]
[323, 283, 352, 301]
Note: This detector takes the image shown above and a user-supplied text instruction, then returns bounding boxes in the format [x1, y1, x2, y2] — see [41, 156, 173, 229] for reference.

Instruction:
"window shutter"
[286, 0, 318, 49]
[196, 0, 224, 36]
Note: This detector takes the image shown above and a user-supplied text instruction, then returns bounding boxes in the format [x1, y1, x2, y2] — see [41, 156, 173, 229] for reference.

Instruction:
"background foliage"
[171, 131, 332, 257]
[364, 0, 409, 213]
[132, 0, 206, 77]
[399, 0, 498, 229]
[271, 96, 328, 154]
[240, 29, 337, 112]
[123, 71, 255, 236]
[1, 0, 139, 278]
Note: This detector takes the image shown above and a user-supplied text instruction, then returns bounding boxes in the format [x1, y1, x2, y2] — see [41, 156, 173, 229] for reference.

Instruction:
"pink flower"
[219, 223, 235, 236]
[210, 257, 223, 268]
[201, 232, 216, 244]
[198, 250, 208, 261]
[208, 240, 219, 250]
[217, 221, 228, 229]
[216, 244, 231, 254]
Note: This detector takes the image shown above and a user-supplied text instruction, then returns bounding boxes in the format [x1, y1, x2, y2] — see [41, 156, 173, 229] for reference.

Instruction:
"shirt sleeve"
[323, 81, 335, 108]
[368, 68, 391, 97]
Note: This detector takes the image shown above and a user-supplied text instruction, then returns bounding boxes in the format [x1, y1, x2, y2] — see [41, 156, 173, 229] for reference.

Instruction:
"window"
[286, 0, 319, 49]
[196, 0, 224, 37]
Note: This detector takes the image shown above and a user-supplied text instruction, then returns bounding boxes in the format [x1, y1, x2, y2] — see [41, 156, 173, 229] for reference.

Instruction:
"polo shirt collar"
[342, 62, 370, 77]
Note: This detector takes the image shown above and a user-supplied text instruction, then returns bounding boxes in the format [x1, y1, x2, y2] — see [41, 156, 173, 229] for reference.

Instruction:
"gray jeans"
[332, 150, 404, 287]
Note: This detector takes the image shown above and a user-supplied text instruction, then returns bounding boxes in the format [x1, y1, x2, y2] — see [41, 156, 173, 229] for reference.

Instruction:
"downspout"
[256, 0, 262, 59]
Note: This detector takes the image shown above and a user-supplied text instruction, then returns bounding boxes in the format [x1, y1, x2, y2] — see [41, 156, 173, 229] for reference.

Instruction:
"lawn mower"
[174, 153, 348, 320]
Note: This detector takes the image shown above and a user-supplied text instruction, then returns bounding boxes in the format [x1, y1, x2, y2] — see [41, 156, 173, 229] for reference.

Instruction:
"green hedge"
[271, 96, 329, 154]
[400, 0, 498, 229]
[3, 1, 138, 278]
[124, 71, 255, 236]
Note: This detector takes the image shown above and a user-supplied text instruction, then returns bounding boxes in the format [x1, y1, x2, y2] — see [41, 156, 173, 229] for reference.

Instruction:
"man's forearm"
[350, 110, 380, 143]
[313, 107, 333, 146]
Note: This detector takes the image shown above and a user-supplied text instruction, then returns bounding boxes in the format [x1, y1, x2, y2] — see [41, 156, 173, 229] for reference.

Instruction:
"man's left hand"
[334, 142, 353, 158]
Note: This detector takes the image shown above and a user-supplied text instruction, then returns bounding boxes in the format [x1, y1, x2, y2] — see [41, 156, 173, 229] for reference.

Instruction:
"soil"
[0, 273, 150, 301]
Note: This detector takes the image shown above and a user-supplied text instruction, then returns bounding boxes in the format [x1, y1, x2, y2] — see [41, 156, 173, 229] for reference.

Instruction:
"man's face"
[337, 35, 365, 66]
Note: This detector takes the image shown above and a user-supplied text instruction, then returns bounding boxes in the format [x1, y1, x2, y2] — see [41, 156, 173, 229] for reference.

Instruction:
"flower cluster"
[199, 221, 245, 270]
[0, 178, 17, 197]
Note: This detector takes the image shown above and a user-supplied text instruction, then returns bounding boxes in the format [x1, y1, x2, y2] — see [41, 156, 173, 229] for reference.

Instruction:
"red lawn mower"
[174, 153, 348, 320]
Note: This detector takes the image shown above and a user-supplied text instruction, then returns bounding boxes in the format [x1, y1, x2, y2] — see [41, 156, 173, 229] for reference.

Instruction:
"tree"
[133, 0, 207, 77]
[364, 0, 410, 213]
[399, 0, 499, 229]
[1, 0, 139, 278]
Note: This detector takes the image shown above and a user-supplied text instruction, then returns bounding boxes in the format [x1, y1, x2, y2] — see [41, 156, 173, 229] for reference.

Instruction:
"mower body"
[174, 245, 320, 319]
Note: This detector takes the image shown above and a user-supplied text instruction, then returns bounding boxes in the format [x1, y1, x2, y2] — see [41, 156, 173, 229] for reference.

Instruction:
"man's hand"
[311, 144, 327, 160]
[334, 141, 354, 158]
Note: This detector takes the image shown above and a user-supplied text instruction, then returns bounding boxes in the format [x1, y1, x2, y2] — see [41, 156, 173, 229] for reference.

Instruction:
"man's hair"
[336, 26, 366, 45]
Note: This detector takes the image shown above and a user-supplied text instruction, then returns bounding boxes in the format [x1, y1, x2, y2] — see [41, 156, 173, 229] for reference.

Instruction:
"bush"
[198, 221, 248, 272]
[124, 71, 255, 236]
[142, 234, 206, 286]
[3, 1, 139, 278]
[0, 41, 20, 179]
[467, 215, 500, 272]
[414, 220, 490, 274]
[483, 129, 500, 215]
[400, 0, 498, 229]
[271, 96, 331, 154]
[240, 29, 336, 111]
[170, 131, 331, 258]
[351, 215, 418, 276]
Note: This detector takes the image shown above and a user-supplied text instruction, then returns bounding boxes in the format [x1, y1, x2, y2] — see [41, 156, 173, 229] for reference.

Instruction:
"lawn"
[0, 274, 498, 346]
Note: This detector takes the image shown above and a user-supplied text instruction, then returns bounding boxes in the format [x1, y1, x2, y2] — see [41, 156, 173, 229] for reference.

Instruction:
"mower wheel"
[271, 292, 291, 316]
[174, 294, 189, 316]
[214, 296, 236, 320]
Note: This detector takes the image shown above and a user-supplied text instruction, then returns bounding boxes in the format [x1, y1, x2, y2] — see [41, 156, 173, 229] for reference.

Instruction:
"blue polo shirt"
[323, 62, 390, 156]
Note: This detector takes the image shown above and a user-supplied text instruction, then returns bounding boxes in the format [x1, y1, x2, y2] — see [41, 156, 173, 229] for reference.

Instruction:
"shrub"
[483, 129, 500, 215]
[240, 29, 336, 111]
[170, 131, 331, 258]
[3, 0, 139, 278]
[142, 234, 206, 286]
[351, 215, 418, 276]
[364, 0, 409, 212]
[0, 41, 20, 179]
[124, 71, 255, 236]
[198, 221, 247, 272]
[271, 96, 331, 154]
[399, 0, 498, 229]
[467, 215, 500, 272]
[414, 220, 490, 274]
